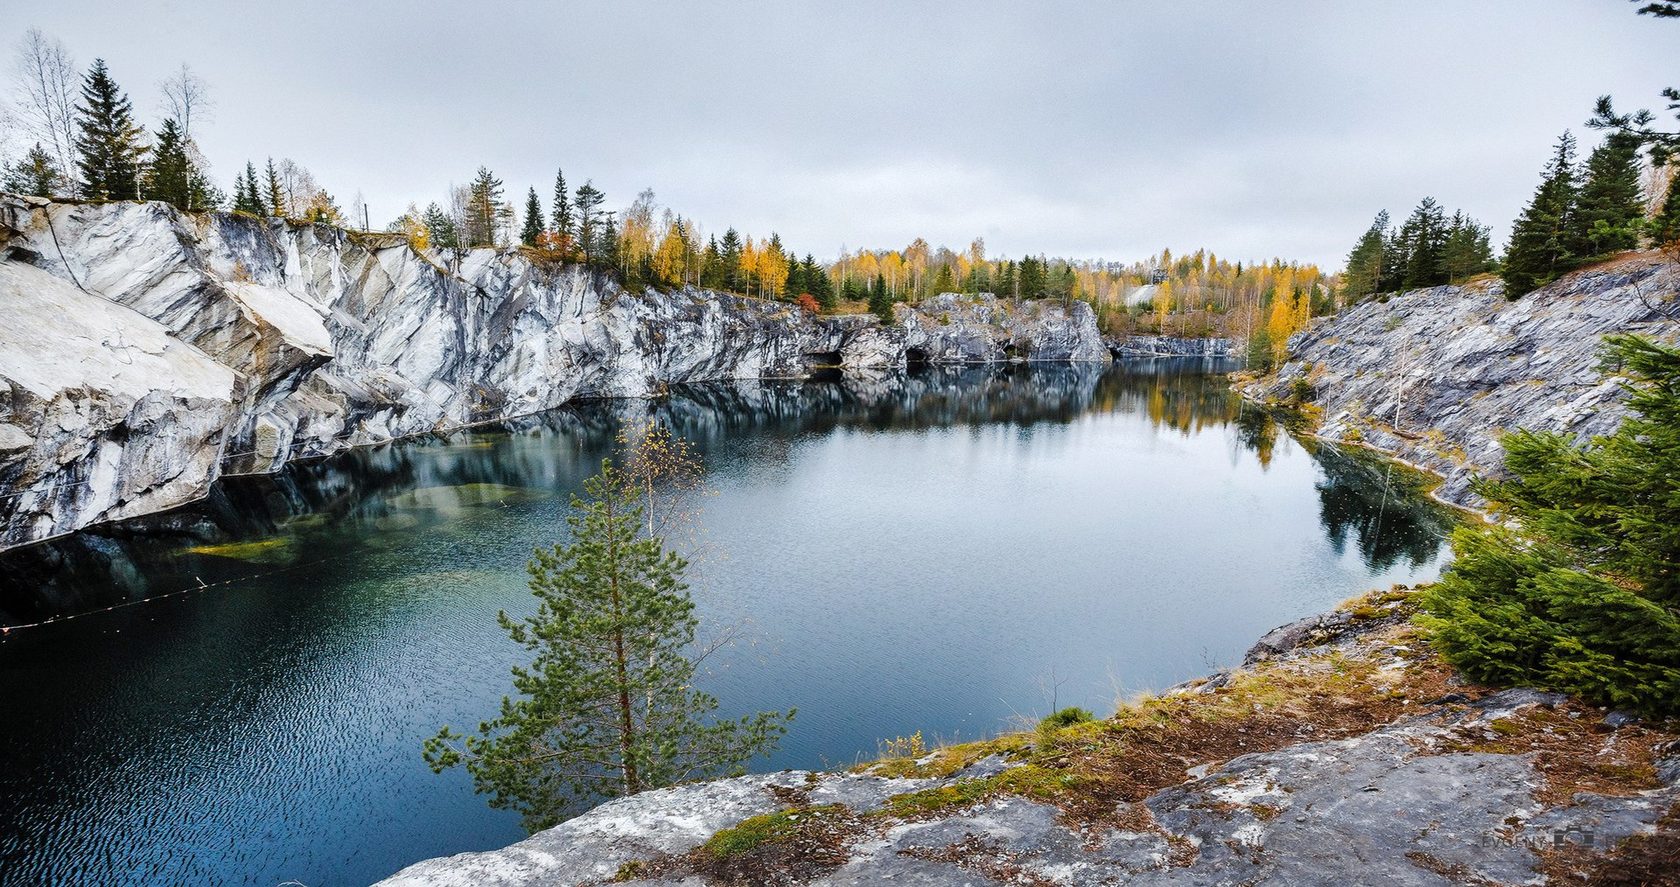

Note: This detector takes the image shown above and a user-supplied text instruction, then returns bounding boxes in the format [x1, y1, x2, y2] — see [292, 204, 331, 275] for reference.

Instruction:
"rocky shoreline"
[1241, 255, 1680, 510]
[0, 196, 1109, 549]
[378, 587, 1680, 886]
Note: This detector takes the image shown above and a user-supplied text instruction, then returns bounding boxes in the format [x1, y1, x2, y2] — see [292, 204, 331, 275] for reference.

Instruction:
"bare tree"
[158, 62, 213, 139]
[11, 29, 79, 190]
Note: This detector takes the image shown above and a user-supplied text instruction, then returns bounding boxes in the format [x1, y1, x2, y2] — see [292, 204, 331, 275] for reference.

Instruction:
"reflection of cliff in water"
[0, 359, 1441, 624]
[1310, 443, 1457, 573]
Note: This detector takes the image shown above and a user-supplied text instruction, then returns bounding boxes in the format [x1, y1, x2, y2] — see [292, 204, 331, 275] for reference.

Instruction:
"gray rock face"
[1108, 335, 1233, 358]
[0, 197, 1107, 549]
[1242, 258, 1680, 509]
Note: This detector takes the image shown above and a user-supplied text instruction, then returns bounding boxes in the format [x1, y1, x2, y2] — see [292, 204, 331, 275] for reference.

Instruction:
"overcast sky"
[5, 1, 1675, 268]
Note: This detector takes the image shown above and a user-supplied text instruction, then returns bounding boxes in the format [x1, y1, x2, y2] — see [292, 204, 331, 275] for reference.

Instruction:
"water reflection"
[0, 359, 1451, 624]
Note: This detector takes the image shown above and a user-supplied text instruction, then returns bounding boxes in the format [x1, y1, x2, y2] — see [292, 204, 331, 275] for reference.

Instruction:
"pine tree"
[1418, 335, 1680, 715]
[73, 59, 146, 201]
[1573, 132, 1646, 258]
[264, 158, 284, 216]
[574, 181, 606, 265]
[521, 187, 544, 246]
[1342, 210, 1390, 300]
[462, 167, 506, 247]
[550, 169, 574, 241]
[1503, 132, 1582, 298]
[144, 118, 194, 210]
[424, 459, 790, 829]
[3, 144, 63, 197]
[806, 254, 836, 310]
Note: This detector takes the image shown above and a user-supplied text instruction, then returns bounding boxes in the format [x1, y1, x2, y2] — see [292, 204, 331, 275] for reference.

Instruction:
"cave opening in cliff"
[905, 346, 930, 365]
[803, 350, 842, 368]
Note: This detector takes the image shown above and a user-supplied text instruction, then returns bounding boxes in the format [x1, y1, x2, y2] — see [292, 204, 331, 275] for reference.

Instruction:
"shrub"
[1417, 335, 1680, 716]
[1039, 707, 1095, 730]
[795, 293, 820, 313]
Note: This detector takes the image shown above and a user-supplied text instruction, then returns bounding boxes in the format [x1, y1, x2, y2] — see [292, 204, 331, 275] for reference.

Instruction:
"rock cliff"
[0, 196, 1108, 549]
[1243, 256, 1680, 509]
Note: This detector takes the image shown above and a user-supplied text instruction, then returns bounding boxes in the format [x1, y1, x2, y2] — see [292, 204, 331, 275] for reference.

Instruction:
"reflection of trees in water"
[1310, 443, 1456, 573]
[1234, 406, 1279, 469]
[1092, 357, 1243, 435]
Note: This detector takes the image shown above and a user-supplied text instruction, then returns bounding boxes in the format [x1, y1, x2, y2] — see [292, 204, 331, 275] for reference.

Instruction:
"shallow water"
[0, 360, 1454, 886]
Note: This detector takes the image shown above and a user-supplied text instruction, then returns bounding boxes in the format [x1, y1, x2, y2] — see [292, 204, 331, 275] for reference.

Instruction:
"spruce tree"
[425, 460, 790, 829]
[932, 263, 956, 295]
[551, 169, 574, 243]
[231, 162, 261, 214]
[144, 118, 194, 210]
[521, 187, 544, 246]
[1399, 197, 1449, 288]
[1441, 212, 1495, 284]
[243, 161, 264, 214]
[868, 275, 894, 323]
[1418, 335, 1680, 715]
[1503, 132, 1582, 298]
[718, 228, 743, 291]
[1342, 210, 1390, 300]
[264, 158, 285, 216]
[73, 59, 146, 201]
[4, 144, 63, 197]
[1573, 132, 1646, 258]
[1019, 256, 1045, 298]
[422, 201, 458, 250]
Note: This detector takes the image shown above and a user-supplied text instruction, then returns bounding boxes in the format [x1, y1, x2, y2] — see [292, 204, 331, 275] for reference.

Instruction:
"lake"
[0, 360, 1454, 886]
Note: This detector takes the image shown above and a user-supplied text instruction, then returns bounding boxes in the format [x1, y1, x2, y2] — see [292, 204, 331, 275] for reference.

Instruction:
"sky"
[3, 1, 1675, 268]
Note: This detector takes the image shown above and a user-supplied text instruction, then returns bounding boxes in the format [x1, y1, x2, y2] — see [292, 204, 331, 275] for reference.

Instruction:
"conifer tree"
[3, 144, 63, 197]
[699, 236, 723, 288]
[144, 118, 194, 210]
[243, 161, 265, 214]
[1441, 212, 1495, 283]
[1652, 169, 1680, 258]
[1398, 197, 1449, 289]
[1419, 335, 1680, 715]
[425, 459, 790, 829]
[868, 274, 894, 323]
[1018, 256, 1045, 298]
[73, 59, 146, 200]
[1341, 210, 1390, 300]
[464, 167, 506, 247]
[521, 187, 544, 246]
[231, 162, 261, 214]
[264, 158, 284, 216]
[932, 263, 956, 295]
[718, 228, 743, 290]
[574, 181, 606, 265]
[1573, 132, 1646, 258]
[1503, 132, 1582, 298]
[422, 201, 458, 250]
[551, 169, 574, 242]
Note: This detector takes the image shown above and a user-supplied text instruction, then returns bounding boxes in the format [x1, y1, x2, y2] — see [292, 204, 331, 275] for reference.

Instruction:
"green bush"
[1039, 707, 1095, 729]
[1417, 335, 1680, 716]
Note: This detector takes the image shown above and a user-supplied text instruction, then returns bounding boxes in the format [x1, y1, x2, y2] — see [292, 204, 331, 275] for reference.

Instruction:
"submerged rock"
[0, 196, 1108, 548]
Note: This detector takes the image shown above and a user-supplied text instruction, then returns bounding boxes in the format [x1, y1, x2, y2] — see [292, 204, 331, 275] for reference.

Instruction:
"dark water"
[0, 361, 1454, 887]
